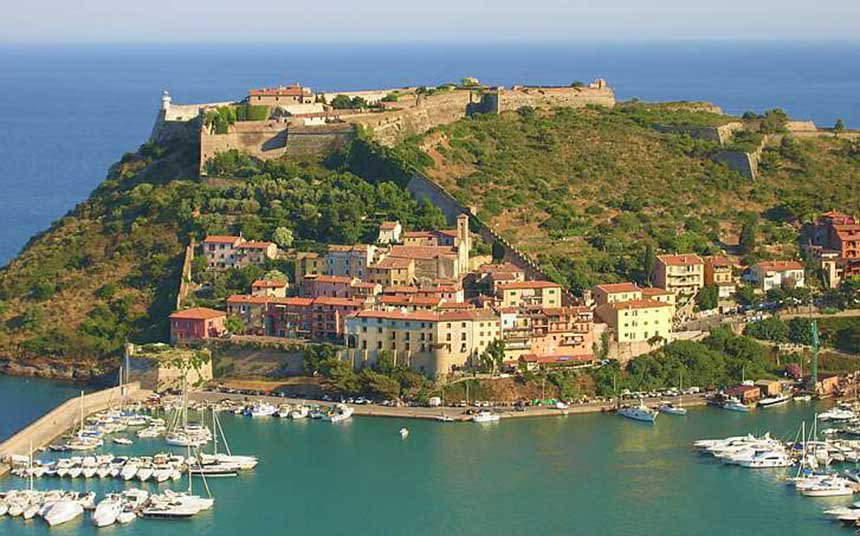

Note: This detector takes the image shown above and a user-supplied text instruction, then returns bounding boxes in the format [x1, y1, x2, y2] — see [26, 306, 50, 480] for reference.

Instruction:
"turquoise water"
[0, 396, 853, 535]
[0, 375, 90, 442]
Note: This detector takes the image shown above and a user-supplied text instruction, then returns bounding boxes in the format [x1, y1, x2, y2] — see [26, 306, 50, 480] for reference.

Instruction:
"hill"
[0, 138, 444, 376]
[403, 102, 860, 293]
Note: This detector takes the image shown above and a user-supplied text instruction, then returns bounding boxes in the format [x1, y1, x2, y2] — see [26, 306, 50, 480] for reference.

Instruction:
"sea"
[1, 41, 859, 265]
[0, 378, 853, 536]
[1, 41, 860, 535]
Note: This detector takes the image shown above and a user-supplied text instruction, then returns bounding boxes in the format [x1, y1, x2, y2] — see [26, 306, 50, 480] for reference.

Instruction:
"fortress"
[149, 79, 616, 174]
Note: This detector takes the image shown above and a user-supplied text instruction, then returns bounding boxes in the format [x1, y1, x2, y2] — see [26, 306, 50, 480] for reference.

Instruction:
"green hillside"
[405, 103, 860, 293]
[0, 140, 443, 369]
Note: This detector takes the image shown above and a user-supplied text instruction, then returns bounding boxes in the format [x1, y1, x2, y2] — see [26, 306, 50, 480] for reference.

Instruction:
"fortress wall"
[653, 122, 744, 145]
[199, 120, 355, 173]
[497, 87, 616, 112]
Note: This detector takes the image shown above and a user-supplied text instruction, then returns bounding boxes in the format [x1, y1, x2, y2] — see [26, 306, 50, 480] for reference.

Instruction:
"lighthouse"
[161, 90, 172, 111]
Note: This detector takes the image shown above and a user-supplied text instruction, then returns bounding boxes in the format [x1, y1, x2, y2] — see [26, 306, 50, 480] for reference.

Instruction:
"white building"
[747, 261, 805, 291]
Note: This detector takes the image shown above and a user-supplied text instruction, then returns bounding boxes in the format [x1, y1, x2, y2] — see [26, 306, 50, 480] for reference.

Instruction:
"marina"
[2, 375, 860, 535]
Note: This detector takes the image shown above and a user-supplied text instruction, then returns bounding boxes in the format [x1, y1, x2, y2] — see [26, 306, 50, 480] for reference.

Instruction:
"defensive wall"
[0, 383, 143, 466]
[653, 122, 744, 145]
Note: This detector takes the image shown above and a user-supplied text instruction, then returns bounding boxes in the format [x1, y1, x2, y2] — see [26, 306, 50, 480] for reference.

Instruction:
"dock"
[0, 382, 148, 478]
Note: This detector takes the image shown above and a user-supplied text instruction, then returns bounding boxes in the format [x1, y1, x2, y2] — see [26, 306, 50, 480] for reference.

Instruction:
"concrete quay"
[189, 390, 709, 422]
[0, 382, 147, 478]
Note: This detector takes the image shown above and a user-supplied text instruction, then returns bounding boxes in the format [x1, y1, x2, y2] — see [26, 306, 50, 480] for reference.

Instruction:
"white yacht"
[758, 394, 792, 408]
[399, 427, 410, 438]
[618, 404, 658, 423]
[289, 405, 309, 419]
[721, 397, 751, 412]
[42, 499, 84, 526]
[92, 494, 123, 527]
[113, 437, 133, 445]
[800, 477, 855, 497]
[249, 401, 278, 417]
[472, 411, 501, 423]
[818, 407, 856, 422]
[657, 402, 687, 416]
[324, 403, 354, 423]
[735, 449, 792, 468]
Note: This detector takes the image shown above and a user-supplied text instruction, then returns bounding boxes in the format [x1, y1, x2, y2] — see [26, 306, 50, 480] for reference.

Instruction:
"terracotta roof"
[491, 273, 518, 281]
[379, 221, 399, 230]
[351, 281, 378, 289]
[403, 231, 433, 238]
[170, 307, 225, 320]
[227, 294, 271, 305]
[641, 287, 672, 296]
[437, 302, 474, 310]
[203, 235, 243, 244]
[657, 254, 704, 266]
[306, 274, 353, 284]
[389, 245, 457, 260]
[352, 309, 497, 322]
[252, 279, 287, 288]
[327, 244, 369, 253]
[704, 255, 732, 268]
[497, 281, 561, 290]
[380, 295, 442, 306]
[383, 286, 419, 294]
[610, 299, 673, 311]
[249, 85, 306, 97]
[595, 282, 639, 293]
[269, 297, 314, 307]
[238, 241, 275, 250]
[753, 260, 803, 272]
[312, 297, 365, 307]
[371, 257, 414, 269]
[478, 262, 523, 274]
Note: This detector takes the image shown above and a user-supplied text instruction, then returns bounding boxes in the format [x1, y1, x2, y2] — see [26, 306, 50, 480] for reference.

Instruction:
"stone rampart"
[199, 120, 355, 174]
[496, 86, 616, 112]
[0, 383, 141, 460]
[653, 122, 744, 145]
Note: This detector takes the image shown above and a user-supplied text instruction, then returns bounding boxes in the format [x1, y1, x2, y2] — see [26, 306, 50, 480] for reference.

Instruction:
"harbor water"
[0, 384, 854, 535]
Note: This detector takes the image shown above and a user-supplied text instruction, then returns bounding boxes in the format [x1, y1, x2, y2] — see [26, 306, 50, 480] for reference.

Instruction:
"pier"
[0, 382, 147, 477]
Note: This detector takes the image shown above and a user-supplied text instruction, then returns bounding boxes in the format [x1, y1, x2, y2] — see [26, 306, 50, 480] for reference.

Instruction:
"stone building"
[248, 84, 314, 106]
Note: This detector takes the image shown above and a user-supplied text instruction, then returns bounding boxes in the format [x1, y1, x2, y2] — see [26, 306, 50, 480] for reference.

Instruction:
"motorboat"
[472, 411, 501, 423]
[113, 437, 133, 445]
[794, 395, 812, 402]
[657, 402, 687, 416]
[120, 461, 139, 481]
[200, 453, 258, 470]
[289, 405, 309, 419]
[721, 397, 751, 412]
[618, 404, 658, 423]
[555, 401, 569, 410]
[42, 499, 84, 526]
[824, 501, 860, 519]
[800, 477, 855, 497]
[435, 415, 455, 422]
[324, 403, 354, 423]
[735, 449, 792, 468]
[819, 407, 856, 422]
[92, 494, 123, 527]
[249, 402, 278, 418]
[399, 427, 409, 438]
[758, 394, 792, 408]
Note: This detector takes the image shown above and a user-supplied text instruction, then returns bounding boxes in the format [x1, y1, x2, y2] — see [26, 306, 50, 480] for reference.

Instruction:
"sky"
[3, 0, 859, 44]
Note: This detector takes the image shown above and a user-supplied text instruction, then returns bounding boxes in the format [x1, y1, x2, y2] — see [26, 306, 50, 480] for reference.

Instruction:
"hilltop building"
[703, 256, 736, 298]
[746, 261, 805, 291]
[654, 254, 704, 295]
[169, 308, 226, 344]
[202, 235, 278, 270]
[804, 210, 860, 287]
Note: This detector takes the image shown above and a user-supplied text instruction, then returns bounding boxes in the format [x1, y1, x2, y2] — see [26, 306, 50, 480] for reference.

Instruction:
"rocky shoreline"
[0, 357, 114, 384]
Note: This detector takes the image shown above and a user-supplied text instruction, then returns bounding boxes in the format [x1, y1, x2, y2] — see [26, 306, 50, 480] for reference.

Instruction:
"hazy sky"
[4, 0, 858, 44]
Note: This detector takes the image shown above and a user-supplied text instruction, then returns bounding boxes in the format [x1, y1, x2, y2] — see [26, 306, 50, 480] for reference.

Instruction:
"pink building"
[169, 307, 226, 343]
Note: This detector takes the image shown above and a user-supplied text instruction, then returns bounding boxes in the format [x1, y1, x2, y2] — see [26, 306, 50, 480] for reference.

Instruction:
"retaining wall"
[0, 383, 142, 462]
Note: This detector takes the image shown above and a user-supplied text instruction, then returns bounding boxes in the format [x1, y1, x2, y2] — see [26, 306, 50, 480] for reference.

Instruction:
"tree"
[759, 108, 788, 133]
[263, 269, 288, 282]
[271, 227, 294, 249]
[787, 318, 814, 345]
[734, 285, 759, 307]
[743, 317, 789, 342]
[304, 344, 336, 375]
[361, 369, 401, 400]
[641, 243, 656, 286]
[479, 339, 506, 374]
[491, 240, 506, 262]
[225, 314, 244, 335]
[739, 219, 757, 254]
[696, 284, 719, 311]
[374, 350, 396, 374]
[834, 119, 846, 135]
[330, 95, 353, 109]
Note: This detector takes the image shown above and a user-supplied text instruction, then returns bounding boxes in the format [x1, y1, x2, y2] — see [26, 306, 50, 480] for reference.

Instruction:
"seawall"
[0, 382, 143, 473]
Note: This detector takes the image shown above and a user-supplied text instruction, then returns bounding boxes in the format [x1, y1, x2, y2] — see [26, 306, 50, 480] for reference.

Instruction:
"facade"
[344, 309, 500, 377]
[377, 221, 403, 244]
[367, 256, 415, 287]
[640, 287, 676, 306]
[248, 84, 314, 106]
[703, 256, 736, 298]
[202, 235, 277, 270]
[267, 297, 314, 338]
[655, 254, 704, 295]
[309, 297, 365, 341]
[497, 281, 563, 308]
[595, 299, 674, 344]
[325, 244, 377, 279]
[169, 307, 226, 343]
[294, 252, 324, 286]
[593, 282, 642, 306]
[251, 279, 288, 298]
[226, 295, 270, 334]
[500, 306, 594, 361]
[805, 211, 860, 286]
[747, 261, 805, 291]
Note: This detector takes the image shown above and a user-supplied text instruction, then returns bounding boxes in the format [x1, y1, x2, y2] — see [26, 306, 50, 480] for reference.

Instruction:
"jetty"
[0, 382, 149, 477]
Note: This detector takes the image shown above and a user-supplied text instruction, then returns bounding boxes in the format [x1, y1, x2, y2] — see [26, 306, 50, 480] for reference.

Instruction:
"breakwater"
[0, 382, 144, 475]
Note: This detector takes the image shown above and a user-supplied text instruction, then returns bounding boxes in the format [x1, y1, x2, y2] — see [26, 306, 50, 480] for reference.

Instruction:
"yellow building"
[655, 254, 704, 295]
[592, 282, 642, 305]
[367, 256, 415, 287]
[344, 309, 500, 377]
[595, 299, 674, 344]
[497, 281, 563, 308]
[295, 252, 324, 286]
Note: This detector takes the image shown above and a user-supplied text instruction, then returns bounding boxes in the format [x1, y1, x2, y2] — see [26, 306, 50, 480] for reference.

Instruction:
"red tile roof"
[313, 297, 365, 307]
[203, 235, 243, 244]
[657, 254, 704, 266]
[595, 282, 639, 293]
[497, 281, 561, 290]
[610, 299, 673, 310]
[170, 307, 225, 320]
[478, 262, 523, 274]
[641, 287, 672, 296]
[238, 241, 275, 250]
[307, 275, 353, 284]
[380, 295, 442, 306]
[390, 245, 458, 260]
[754, 260, 804, 272]
[252, 279, 287, 288]
[269, 297, 314, 307]
[371, 257, 414, 269]
[379, 221, 399, 230]
[383, 285, 419, 294]
[227, 294, 271, 305]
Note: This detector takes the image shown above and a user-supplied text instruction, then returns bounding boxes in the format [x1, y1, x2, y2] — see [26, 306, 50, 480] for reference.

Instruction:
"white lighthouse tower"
[161, 90, 172, 112]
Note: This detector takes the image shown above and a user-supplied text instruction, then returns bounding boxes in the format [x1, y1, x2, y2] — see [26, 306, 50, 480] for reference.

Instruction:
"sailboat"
[67, 391, 102, 451]
[199, 407, 258, 470]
